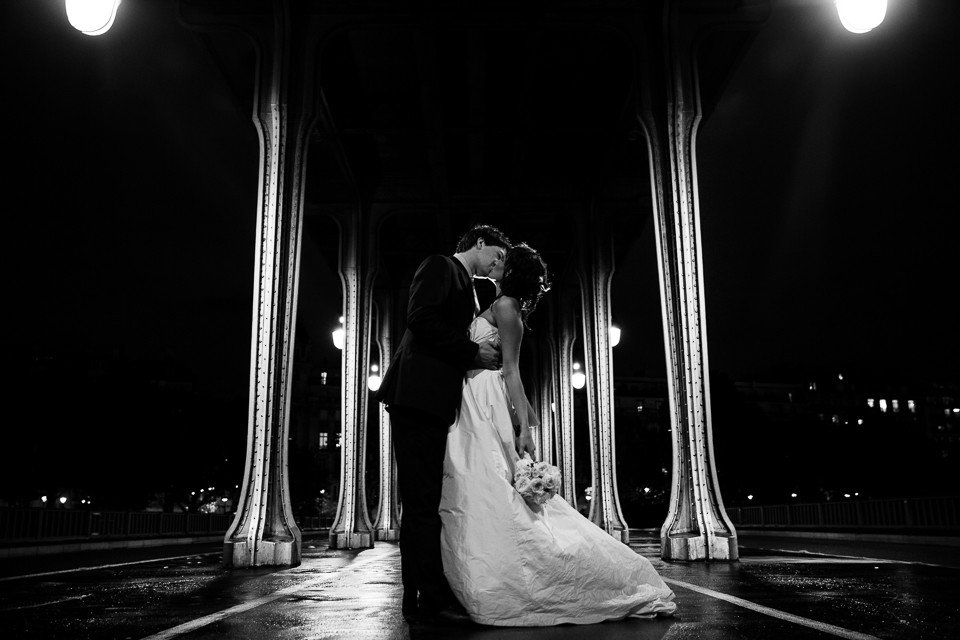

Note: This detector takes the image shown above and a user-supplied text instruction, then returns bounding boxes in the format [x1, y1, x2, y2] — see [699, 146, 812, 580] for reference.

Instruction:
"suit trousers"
[390, 405, 455, 614]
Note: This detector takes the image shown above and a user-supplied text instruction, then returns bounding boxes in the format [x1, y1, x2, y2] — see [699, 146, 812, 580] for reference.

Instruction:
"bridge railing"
[0, 508, 329, 545]
[726, 496, 960, 530]
[0, 508, 235, 543]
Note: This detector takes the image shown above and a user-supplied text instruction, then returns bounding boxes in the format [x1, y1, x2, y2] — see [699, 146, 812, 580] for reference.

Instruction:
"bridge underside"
[174, 0, 770, 566]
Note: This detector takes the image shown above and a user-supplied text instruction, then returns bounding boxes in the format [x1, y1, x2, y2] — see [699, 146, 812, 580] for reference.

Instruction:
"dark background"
[2, 0, 957, 512]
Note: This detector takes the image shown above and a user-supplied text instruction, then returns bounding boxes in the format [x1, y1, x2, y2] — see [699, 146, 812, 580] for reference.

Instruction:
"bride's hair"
[499, 243, 551, 326]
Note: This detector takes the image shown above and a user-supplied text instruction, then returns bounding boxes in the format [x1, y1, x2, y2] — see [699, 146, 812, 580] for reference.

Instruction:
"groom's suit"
[375, 254, 480, 617]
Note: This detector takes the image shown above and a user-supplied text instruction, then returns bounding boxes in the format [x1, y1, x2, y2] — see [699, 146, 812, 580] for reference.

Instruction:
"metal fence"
[727, 496, 960, 530]
[0, 508, 235, 543]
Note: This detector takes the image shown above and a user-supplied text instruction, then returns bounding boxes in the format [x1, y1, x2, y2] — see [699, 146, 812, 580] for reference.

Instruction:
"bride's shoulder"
[491, 295, 521, 317]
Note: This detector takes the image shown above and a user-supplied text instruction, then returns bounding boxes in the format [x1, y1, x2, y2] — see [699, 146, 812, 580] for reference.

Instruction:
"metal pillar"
[576, 210, 629, 543]
[329, 206, 377, 549]
[372, 295, 400, 541]
[637, 0, 767, 561]
[209, 0, 311, 568]
[556, 298, 577, 508]
[538, 343, 556, 466]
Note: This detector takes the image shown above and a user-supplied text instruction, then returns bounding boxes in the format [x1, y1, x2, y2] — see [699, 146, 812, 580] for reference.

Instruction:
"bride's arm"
[492, 296, 537, 457]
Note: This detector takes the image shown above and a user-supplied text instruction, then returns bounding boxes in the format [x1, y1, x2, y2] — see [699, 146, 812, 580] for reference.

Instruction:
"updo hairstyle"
[499, 243, 551, 326]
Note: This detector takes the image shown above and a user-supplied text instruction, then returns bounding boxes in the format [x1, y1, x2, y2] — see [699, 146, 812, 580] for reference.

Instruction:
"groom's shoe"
[401, 592, 419, 624]
[415, 605, 473, 626]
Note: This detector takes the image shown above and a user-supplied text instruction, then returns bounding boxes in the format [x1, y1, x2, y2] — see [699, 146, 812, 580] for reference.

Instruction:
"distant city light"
[790, 493, 798, 498]
[59, 496, 67, 504]
[907, 400, 916, 413]
[855, 492, 860, 496]
[320, 489, 325, 494]
[221, 498, 228, 502]
[835, 0, 887, 34]
[747, 494, 754, 500]
[41, 495, 48, 503]
[551, 402, 556, 413]
[879, 399, 888, 413]
[209, 487, 215, 491]
[867, 398, 875, 408]
[953, 408, 960, 414]
[857, 419, 864, 426]
[891, 400, 900, 413]
[838, 373, 844, 381]
[65, 0, 122, 36]
[643, 487, 651, 494]
[81, 499, 86, 504]
[844, 493, 851, 498]
[191, 491, 196, 496]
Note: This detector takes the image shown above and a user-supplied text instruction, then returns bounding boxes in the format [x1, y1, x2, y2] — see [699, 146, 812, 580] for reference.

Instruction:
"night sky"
[2, 0, 958, 502]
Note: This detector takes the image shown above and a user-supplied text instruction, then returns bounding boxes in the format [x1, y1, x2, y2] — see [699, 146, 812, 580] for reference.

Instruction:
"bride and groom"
[375, 224, 676, 627]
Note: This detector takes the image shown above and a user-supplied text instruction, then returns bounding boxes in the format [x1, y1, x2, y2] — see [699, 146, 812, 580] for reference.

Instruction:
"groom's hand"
[474, 340, 501, 370]
[516, 429, 536, 458]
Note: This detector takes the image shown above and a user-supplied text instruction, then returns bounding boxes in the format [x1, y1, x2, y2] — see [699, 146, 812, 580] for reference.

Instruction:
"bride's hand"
[515, 427, 536, 458]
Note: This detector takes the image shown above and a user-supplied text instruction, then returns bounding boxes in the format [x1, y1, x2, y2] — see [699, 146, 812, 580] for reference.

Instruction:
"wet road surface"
[1, 532, 956, 639]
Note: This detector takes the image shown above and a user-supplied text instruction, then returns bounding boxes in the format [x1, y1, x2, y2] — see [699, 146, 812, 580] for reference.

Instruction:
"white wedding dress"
[439, 317, 677, 626]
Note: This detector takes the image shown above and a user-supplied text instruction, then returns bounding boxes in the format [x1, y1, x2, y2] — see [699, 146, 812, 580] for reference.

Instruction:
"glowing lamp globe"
[367, 364, 382, 391]
[571, 362, 586, 390]
[609, 325, 621, 347]
[835, 0, 887, 34]
[66, 0, 122, 36]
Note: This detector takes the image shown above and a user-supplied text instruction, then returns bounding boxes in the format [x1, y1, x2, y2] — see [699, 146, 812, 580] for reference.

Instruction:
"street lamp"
[609, 325, 621, 348]
[65, 0, 122, 36]
[835, 0, 887, 34]
[332, 316, 345, 350]
[367, 364, 382, 391]
[571, 362, 586, 390]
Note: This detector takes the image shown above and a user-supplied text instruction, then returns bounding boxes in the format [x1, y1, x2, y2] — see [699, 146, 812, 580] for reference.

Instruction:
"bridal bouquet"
[513, 455, 561, 506]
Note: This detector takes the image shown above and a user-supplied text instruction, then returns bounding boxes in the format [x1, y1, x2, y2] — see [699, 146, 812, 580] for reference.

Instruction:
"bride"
[439, 243, 677, 626]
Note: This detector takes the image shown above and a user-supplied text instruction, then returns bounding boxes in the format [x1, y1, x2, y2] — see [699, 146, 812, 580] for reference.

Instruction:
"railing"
[0, 508, 330, 545]
[0, 508, 234, 544]
[727, 496, 960, 531]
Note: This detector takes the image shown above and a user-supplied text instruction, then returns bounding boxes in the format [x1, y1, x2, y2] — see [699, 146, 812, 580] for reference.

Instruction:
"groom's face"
[476, 241, 507, 279]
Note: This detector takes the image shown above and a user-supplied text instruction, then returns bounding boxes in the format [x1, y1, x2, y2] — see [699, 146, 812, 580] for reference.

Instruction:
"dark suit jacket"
[375, 255, 480, 425]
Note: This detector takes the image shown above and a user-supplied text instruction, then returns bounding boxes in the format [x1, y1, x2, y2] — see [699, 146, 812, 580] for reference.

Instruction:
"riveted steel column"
[373, 295, 400, 541]
[636, 0, 767, 561]
[214, 0, 309, 568]
[538, 343, 556, 466]
[329, 206, 377, 550]
[556, 298, 577, 507]
[577, 212, 629, 543]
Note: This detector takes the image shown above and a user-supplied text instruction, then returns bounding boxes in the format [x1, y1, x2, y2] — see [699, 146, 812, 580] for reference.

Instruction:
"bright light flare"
[571, 362, 586, 390]
[66, 0, 122, 36]
[609, 326, 621, 347]
[836, 0, 887, 34]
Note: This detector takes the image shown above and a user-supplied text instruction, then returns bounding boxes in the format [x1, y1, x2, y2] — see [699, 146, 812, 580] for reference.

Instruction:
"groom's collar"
[452, 253, 473, 279]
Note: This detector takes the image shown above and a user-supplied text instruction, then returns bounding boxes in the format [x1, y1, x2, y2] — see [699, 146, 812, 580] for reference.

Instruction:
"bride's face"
[488, 260, 505, 282]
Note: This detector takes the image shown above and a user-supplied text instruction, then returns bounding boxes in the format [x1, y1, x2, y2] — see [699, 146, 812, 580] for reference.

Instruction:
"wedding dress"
[439, 316, 677, 626]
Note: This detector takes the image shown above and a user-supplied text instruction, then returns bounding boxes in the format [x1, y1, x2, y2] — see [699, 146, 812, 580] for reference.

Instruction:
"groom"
[376, 224, 511, 624]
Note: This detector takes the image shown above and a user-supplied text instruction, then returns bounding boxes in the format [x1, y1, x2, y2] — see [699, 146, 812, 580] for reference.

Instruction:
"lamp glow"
[65, 0, 122, 36]
[59, 496, 67, 504]
[367, 364, 382, 391]
[571, 362, 586, 390]
[836, 0, 887, 34]
[332, 316, 345, 350]
[609, 325, 621, 347]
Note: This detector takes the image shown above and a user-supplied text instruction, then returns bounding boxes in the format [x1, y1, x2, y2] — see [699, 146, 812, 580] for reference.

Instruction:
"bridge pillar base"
[329, 531, 374, 550]
[661, 533, 738, 562]
[223, 537, 300, 568]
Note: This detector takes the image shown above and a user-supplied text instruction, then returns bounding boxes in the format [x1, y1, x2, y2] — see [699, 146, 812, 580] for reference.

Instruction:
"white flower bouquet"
[513, 455, 561, 506]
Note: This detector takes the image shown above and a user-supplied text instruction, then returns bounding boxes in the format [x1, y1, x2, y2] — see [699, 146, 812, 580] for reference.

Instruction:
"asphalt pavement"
[1, 531, 957, 639]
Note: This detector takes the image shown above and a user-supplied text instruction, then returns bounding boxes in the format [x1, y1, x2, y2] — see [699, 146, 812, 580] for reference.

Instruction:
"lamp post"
[65, 0, 121, 36]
